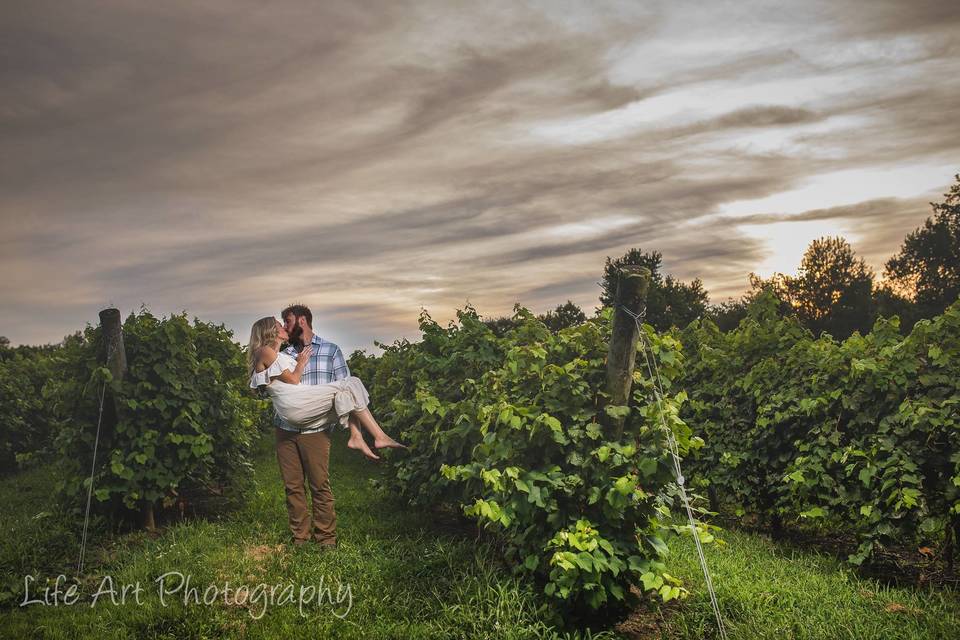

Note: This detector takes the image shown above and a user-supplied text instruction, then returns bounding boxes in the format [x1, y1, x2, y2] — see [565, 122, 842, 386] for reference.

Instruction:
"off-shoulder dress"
[249, 351, 371, 431]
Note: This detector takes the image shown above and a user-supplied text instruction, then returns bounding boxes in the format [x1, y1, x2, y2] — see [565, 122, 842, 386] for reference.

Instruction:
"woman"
[247, 316, 405, 461]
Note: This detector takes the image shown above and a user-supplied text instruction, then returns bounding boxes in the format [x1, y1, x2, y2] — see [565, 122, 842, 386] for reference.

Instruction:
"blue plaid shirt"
[274, 334, 351, 433]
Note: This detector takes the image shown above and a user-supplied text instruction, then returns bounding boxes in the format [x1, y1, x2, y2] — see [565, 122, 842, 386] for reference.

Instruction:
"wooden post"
[98, 308, 127, 381]
[97, 309, 154, 530]
[604, 266, 652, 439]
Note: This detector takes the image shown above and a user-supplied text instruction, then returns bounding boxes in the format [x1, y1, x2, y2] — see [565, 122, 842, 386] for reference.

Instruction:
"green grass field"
[1, 430, 958, 639]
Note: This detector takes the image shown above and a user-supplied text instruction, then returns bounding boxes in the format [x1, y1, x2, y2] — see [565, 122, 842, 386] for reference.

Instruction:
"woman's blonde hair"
[247, 316, 280, 378]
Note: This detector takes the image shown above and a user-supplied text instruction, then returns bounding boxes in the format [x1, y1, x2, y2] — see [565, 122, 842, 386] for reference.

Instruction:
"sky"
[2, 0, 959, 351]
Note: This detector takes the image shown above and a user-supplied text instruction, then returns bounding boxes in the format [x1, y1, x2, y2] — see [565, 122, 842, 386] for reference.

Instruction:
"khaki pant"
[275, 427, 336, 545]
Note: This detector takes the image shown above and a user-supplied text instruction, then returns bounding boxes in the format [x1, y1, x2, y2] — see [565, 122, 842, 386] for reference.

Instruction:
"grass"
[650, 525, 960, 639]
[1, 432, 958, 639]
[0, 431, 607, 640]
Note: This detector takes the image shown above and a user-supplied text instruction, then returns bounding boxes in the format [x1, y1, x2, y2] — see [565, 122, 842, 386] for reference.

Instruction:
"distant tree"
[706, 272, 797, 332]
[872, 283, 917, 332]
[539, 300, 587, 332]
[481, 315, 519, 337]
[883, 173, 960, 319]
[483, 300, 588, 336]
[788, 236, 875, 339]
[599, 248, 709, 331]
[0, 336, 9, 349]
[705, 297, 749, 332]
[744, 238, 874, 339]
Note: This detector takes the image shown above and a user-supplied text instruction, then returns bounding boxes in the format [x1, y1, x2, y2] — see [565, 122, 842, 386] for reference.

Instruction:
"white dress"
[249, 352, 371, 431]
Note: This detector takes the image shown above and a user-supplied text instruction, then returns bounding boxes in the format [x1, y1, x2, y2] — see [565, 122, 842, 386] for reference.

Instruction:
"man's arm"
[331, 346, 350, 381]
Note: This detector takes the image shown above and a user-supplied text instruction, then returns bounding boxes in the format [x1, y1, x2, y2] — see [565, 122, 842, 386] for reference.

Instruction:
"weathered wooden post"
[97, 309, 153, 530]
[98, 308, 127, 443]
[604, 265, 652, 439]
[98, 308, 127, 381]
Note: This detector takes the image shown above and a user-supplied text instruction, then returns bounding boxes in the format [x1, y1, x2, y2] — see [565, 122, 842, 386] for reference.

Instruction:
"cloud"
[1, 0, 958, 346]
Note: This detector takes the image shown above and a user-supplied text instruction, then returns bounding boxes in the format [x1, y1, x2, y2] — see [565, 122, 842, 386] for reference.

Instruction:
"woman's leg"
[352, 407, 406, 449]
[345, 415, 380, 460]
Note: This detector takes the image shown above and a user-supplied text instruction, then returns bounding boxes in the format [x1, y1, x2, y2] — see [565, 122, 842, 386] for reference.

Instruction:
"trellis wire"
[77, 342, 114, 575]
[617, 301, 729, 640]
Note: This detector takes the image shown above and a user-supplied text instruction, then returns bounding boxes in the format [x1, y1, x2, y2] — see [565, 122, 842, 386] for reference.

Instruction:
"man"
[274, 303, 350, 549]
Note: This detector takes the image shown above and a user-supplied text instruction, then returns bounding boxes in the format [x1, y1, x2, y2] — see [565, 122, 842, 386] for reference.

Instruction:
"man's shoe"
[316, 540, 338, 551]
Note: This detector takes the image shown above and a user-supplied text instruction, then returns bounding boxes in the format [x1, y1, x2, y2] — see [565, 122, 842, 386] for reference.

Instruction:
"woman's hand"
[277, 345, 313, 385]
[296, 345, 313, 369]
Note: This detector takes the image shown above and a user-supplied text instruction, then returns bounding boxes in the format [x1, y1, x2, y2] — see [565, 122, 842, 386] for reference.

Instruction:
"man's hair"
[281, 303, 312, 328]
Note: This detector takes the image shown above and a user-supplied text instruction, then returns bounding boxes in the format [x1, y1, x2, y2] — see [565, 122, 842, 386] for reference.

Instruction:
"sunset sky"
[2, 0, 958, 351]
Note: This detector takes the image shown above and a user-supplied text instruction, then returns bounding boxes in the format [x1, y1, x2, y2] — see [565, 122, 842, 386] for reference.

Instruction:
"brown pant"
[275, 427, 336, 545]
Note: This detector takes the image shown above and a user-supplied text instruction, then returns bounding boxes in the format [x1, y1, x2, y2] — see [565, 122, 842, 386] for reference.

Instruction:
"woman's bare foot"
[347, 433, 380, 460]
[352, 408, 408, 450]
[373, 436, 407, 450]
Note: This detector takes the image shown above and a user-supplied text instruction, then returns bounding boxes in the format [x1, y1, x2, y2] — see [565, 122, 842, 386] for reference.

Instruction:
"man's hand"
[297, 345, 313, 368]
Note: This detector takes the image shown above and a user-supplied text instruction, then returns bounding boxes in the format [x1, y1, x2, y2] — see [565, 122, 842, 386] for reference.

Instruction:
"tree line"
[485, 173, 960, 341]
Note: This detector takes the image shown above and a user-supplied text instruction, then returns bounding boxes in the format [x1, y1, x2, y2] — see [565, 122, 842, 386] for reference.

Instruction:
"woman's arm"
[255, 345, 306, 385]
[273, 345, 312, 385]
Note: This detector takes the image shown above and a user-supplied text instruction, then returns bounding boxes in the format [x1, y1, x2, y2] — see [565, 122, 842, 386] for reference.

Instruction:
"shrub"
[54, 309, 265, 526]
[360, 304, 699, 616]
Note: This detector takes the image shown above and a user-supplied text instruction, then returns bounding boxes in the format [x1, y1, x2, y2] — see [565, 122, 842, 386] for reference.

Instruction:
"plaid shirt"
[274, 334, 351, 433]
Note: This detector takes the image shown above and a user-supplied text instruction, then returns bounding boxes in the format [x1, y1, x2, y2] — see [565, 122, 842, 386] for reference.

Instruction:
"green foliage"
[680, 290, 811, 525]
[0, 350, 56, 472]
[0, 333, 87, 474]
[358, 303, 696, 616]
[345, 347, 378, 383]
[783, 302, 960, 563]
[681, 291, 960, 564]
[54, 309, 265, 522]
[362, 305, 507, 507]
